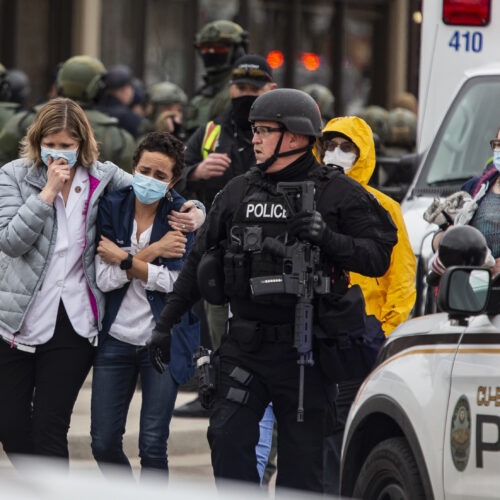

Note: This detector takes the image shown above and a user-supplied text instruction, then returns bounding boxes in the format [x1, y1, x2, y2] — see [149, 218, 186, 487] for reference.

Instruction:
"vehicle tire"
[353, 437, 426, 500]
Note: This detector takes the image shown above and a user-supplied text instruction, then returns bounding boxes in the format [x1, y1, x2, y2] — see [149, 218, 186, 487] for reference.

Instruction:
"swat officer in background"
[97, 63, 153, 139]
[147, 89, 397, 492]
[0, 55, 136, 172]
[145, 81, 189, 141]
[184, 19, 248, 138]
[0, 67, 31, 133]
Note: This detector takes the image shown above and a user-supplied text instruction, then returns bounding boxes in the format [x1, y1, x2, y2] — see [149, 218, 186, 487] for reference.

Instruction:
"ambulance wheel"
[353, 437, 426, 500]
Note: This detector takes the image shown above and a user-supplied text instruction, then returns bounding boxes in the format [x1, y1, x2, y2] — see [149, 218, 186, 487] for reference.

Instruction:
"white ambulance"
[340, 266, 500, 498]
[401, 0, 500, 315]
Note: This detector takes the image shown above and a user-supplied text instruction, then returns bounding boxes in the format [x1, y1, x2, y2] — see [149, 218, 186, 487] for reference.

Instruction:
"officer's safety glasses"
[489, 139, 500, 150]
[251, 125, 285, 137]
[322, 139, 358, 154]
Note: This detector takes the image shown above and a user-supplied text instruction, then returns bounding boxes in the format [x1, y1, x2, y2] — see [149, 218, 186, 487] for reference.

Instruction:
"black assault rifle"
[249, 181, 330, 422]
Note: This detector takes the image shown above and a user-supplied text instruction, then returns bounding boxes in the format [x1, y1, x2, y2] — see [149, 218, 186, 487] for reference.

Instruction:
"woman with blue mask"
[431, 126, 500, 278]
[0, 97, 134, 466]
[90, 131, 199, 479]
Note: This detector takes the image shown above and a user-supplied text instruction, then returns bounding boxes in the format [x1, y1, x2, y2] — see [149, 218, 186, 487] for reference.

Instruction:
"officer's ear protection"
[231, 30, 249, 65]
[85, 72, 107, 103]
[0, 74, 11, 102]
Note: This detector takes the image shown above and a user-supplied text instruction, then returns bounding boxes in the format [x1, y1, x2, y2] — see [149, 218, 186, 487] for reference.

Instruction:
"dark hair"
[132, 131, 185, 182]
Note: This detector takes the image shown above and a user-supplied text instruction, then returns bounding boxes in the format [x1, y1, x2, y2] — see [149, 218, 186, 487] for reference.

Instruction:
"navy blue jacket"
[96, 186, 199, 383]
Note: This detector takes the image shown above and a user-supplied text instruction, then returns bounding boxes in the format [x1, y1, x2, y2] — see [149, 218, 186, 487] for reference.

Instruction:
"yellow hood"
[320, 116, 376, 186]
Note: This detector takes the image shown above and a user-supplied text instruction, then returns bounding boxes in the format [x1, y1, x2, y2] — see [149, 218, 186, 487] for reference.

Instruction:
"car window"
[416, 76, 500, 193]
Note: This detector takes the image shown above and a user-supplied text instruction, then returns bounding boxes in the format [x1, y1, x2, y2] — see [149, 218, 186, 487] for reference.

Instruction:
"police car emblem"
[450, 395, 471, 472]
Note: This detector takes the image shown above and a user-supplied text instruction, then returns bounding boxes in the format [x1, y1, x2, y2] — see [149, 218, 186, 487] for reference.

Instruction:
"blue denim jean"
[90, 336, 178, 477]
[256, 403, 275, 482]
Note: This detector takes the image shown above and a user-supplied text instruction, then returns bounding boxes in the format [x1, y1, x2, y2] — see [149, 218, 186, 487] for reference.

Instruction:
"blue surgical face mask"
[493, 150, 500, 172]
[132, 172, 169, 205]
[40, 147, 79, 168]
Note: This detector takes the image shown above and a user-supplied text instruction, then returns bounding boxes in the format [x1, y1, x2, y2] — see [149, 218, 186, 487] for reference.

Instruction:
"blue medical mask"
[493, 150, 500, 172]
[40, 147, 79, 168]
[132, 172, 169, 204]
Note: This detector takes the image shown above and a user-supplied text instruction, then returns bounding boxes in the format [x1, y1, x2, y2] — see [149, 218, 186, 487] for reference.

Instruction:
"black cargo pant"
[207, 327, 334, 493]
[0, 302, 94, 466]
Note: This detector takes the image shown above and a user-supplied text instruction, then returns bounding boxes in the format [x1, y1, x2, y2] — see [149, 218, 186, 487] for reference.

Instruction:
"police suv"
[340, 266, 500, 499]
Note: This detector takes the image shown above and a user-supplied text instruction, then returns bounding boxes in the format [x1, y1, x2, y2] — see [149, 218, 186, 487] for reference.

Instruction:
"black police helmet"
[105, 64, 133, 90]
[249, 88, 323, 137]
[5, 69, 31, 104]
[438, 225, 488, 267]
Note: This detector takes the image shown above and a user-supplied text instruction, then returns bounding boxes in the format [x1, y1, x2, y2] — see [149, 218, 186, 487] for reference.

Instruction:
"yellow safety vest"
[201, 121, 222, 159]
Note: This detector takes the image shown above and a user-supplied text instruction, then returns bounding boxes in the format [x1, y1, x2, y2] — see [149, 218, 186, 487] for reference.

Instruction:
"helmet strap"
[256, 131, 311, 171]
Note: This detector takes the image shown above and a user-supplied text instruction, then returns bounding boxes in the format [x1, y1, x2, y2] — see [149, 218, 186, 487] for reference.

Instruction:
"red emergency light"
[442, 0, 491, 26]
[267, 50, 284, 69]
[301, 52, 320, 71]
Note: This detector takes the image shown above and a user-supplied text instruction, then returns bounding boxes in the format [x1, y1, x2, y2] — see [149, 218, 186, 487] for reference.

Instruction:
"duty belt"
[259, 323, 294, 343]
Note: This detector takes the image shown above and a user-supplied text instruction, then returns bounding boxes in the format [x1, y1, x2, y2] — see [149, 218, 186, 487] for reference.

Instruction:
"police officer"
[98, 64, 153, 139]
[0, 55, 136, 172]
[184, 19, 248, 137]
[145, 81, 188, 141]
[173, 54, 277, 418]
[301, 83, 335, 124]
[147, 88, 397, 492]
[0, 64, 17, 134]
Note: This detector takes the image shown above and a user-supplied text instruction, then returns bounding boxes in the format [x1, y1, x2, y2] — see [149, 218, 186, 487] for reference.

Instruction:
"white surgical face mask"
[323, 148, 357, 172]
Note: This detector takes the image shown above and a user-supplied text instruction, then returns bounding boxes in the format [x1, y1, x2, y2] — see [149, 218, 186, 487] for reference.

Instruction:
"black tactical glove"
[147, 327, 172, 374]
[288, 210, 327, 246]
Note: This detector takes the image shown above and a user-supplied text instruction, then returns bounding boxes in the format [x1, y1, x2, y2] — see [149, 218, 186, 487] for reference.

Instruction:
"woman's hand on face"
[40, 158, 71, 203]
[97, 236, 128, 265]
[167, 201, 206, 232]
[156, 230, 187, 258]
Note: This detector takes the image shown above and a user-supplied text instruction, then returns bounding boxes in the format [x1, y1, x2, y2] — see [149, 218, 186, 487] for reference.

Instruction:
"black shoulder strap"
[243, 167, 280, 196]
[309, 165, 343, 203]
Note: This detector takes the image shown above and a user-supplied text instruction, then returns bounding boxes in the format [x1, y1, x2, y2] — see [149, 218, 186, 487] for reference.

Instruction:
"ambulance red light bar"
[443, 0, 491, 26]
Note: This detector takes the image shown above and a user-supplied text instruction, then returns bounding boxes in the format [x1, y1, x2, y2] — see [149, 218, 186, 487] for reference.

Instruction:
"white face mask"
[323, 149, 357, 172]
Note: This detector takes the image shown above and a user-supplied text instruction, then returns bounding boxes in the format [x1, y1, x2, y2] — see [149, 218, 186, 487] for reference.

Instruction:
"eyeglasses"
[251, 125, 284, 137]
[322, 139, 358, 154]
[490, 139, 500, 150]
[232, 67, 272, 82]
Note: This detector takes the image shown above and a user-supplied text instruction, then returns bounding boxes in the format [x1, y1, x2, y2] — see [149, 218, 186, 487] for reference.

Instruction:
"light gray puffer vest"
[0, 159, 131, 335]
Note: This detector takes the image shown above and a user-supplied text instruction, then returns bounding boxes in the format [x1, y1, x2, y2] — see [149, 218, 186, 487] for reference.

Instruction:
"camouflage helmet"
[195, 20, 248, 47]
[358, 105, 389, 144]
[148, 82, 188, 106]
[301, 83, 335, 121]
[386, 107, 417, 148]
[249, 88, 323, 137]
[195, 20, 248, 72]
[393, 91, 418, 115]
[57, 55, 107, 103]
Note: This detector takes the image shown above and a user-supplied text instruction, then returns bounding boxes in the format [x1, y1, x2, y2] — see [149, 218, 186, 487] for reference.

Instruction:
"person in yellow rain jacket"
[315, 115, 416, 494]
[317, 115, 416, 335]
